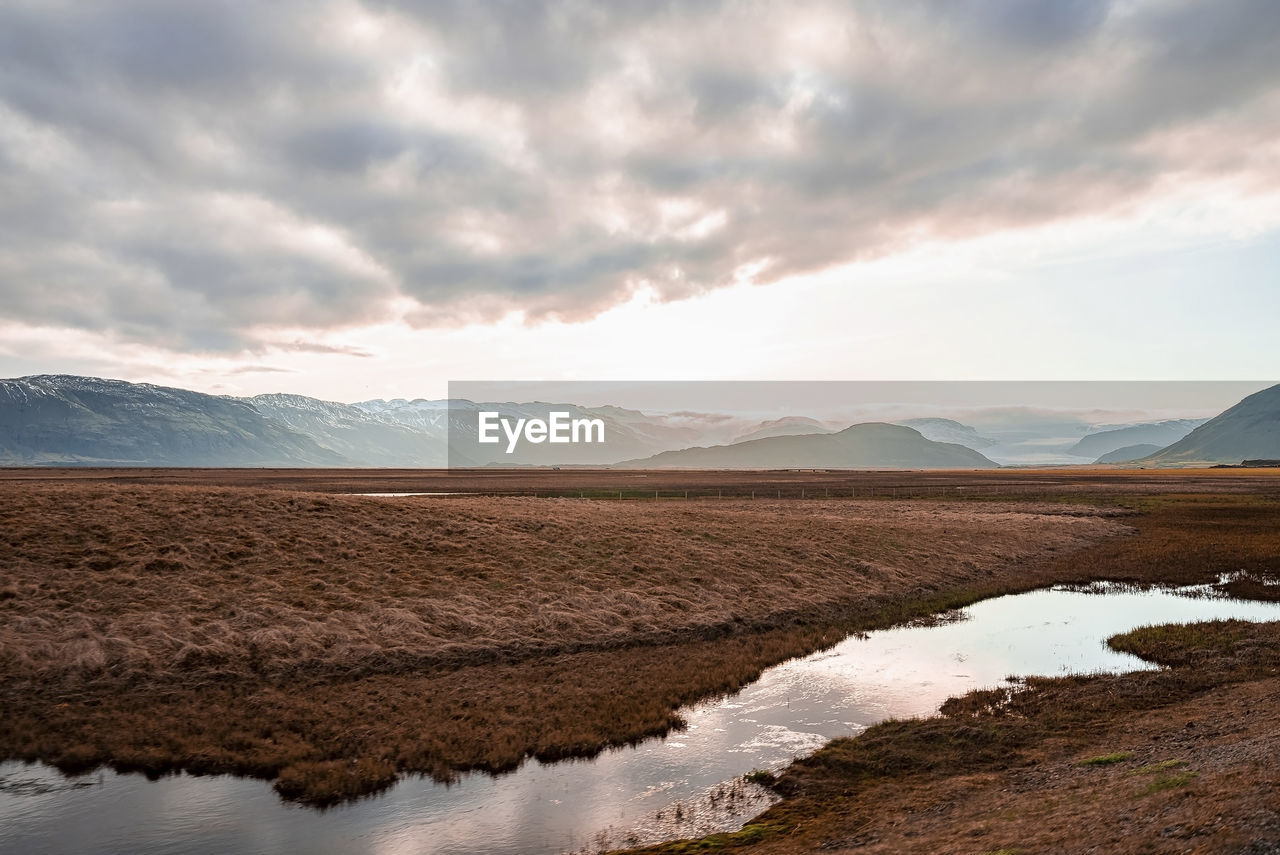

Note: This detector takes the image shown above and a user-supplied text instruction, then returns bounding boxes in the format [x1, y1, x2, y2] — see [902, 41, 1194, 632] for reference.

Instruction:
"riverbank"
[631, 619, 1280, 855]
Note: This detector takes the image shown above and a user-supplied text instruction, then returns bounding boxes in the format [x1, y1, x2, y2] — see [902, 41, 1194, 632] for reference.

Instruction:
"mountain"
[1067, 419, 1206, 460]
[1141, 384, 1280, 465]
[247, 394, 447, 467]
[616, 422, 999, 469]
[1095, 443, 1164, 464]
[732, 416, 831, 444]
[0, 375, 344, 466]
[0, 376, 715, 468]
[352, 398, 452, 432]
[895, 418, 997, 450]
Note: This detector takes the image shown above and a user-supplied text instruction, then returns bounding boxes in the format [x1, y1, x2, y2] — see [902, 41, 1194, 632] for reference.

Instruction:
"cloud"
[270, 340, 375, 357]
[0, 0, 1277, 352]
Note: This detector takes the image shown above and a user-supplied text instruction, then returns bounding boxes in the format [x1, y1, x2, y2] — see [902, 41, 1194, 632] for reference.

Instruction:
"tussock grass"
[1136, 771, 1197, 796]
[1128, 758, 1189, 776]
[1218, 571, 1280, 602]
[1078, 751, 1133, 766]
[1109, 619, 1280, 668]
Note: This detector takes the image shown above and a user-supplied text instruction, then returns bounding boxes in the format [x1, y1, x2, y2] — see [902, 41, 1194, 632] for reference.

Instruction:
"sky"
[1, 0, 1278, 402]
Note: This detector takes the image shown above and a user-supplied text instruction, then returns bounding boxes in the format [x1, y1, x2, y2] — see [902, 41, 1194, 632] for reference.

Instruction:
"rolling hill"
[616, 422, 999, 469]
[731, 416, 831, 444]
[1094, 443, 1164, 464]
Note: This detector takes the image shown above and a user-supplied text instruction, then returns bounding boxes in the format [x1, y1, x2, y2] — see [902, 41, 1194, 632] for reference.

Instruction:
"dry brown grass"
[0, 484, 1125, 688]
[6, 465, 1280, 498]
[0, 478, 1128, 804]
[1, 626, 857, 802]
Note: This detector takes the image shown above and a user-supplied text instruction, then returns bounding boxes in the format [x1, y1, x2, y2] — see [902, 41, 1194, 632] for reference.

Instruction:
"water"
[4, 584, 1279, 855]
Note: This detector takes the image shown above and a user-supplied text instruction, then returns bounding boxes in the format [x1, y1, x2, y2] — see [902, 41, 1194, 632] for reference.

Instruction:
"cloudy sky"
[1, 0, 1278, 401]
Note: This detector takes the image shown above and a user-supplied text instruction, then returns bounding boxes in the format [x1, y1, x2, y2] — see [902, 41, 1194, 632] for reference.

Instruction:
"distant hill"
[732, 416, 831, 444]
[616, 422, 999, 469]
[1068, 419, 1206, 460]
[0, 375, 344, 466]
[895, 418, 997, 450]
[1141, 384, 1280, 465]
[1095, 443, 1163, 464]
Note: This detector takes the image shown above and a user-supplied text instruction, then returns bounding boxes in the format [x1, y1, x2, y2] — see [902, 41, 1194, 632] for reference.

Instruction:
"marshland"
[3, 468, 1280, 853]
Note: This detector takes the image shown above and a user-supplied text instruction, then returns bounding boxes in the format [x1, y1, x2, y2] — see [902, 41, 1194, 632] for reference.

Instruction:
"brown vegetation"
[0, 485, 1125, 688]
[0, 476, 1127, 804]
[4, 464, 1280, 497]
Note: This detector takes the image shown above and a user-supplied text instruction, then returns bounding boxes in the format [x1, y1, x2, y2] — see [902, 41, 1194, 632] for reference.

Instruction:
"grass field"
[4, 465, 1280, 496]
[2, 468, 1279, 843]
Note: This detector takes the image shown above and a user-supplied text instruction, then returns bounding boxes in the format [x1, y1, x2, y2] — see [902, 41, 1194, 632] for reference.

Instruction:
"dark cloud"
[0, 0, 1277, 350]
[930, 0, 1113, 49]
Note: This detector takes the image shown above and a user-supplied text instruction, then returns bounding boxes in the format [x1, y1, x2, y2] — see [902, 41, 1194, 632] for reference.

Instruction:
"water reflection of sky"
[5, 587, 1280, 855]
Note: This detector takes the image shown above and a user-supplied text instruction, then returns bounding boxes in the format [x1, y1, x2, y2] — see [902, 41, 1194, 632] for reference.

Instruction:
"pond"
[4, 582, 1279, 855]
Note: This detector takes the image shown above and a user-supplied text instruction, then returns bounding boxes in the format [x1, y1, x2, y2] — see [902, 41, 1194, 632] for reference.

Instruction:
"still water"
[4, 584, 1280, 855]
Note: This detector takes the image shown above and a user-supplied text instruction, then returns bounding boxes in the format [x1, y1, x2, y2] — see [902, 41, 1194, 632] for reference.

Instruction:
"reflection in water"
[4, 585, 1280, 855]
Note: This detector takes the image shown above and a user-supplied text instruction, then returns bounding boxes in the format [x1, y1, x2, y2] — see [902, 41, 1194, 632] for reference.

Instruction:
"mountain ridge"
[0, 375, 344, 466]
[1140, 384, 1280, 465]
[1067, 419, 1206, 460]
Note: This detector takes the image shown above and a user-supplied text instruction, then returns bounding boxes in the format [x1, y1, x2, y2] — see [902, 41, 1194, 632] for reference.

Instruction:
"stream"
[4, 582, 1280, 855]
